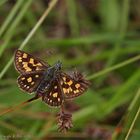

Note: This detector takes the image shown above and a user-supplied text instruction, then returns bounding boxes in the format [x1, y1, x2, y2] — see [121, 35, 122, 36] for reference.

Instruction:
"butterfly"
[14, 50, 90, 107]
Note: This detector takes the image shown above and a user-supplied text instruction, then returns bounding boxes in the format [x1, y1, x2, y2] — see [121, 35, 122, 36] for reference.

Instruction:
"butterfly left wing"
[15, 50, 49, 74]
[42, 79, 64, 107]
[60, 72, 90, 99]
[17, 71, 44, 93]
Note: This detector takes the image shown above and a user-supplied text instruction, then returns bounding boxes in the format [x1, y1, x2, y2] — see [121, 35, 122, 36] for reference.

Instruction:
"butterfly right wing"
[15, 50, 49, 74]
[42, 79, 64, 107]
[60, 72, 90, 99]
[17, 71, 44, 94]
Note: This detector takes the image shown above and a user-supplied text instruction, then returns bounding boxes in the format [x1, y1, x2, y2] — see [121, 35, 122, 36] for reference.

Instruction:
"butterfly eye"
[55, 61, 62, 70]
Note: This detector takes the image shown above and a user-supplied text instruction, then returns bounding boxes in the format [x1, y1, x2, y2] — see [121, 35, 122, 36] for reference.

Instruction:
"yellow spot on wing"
[75, 83, 80, 88]
[27, 77, 32, 82]
[67, 80, 73, 86]
[67, 88, 70, 93]
[22, 62, 32, 71]
[58, 98, 60, 102]
[63, 88, 67, 94]
[74, 90, 77, 94]
[22, 62, 27, 65]
[37, 63, 42, 66]
[74, 89, 79, 94]
[36, 67, 40, 70]
[69, 87, 73, 92]
[63, 77, 66, 81]
[31, 82, 34, 85]
[26, 67, 32, 72]
[29, 59, 42, 68]
[29, 58, 34, 64]
[18, 57, 22, 62]
[23, 53, 27, 58]
[53, 92, 58, 97]
[35, 75, 39, 78]
[21, 77, 25, 80]
[76, 89, 79, 93]
[60, 81, 63, 85]
[22, 62, 27, 67]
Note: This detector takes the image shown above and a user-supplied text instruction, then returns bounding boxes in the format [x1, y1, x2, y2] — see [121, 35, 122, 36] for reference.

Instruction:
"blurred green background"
[0, 0, 140, 139]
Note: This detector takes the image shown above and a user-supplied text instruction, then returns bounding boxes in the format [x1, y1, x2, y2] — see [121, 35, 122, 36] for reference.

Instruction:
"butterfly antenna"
[0, 96, 40, 117]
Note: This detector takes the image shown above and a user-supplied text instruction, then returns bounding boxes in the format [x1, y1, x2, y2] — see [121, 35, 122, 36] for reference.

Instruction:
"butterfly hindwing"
[15, 50, 49, 73]
[61, 72, 89, 99]
[42, 79, 63, 107]
[18, 71, 44, 93]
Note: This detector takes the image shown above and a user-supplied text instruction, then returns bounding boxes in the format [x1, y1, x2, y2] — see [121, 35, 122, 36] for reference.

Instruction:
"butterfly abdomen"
[36, 67, 57, 93]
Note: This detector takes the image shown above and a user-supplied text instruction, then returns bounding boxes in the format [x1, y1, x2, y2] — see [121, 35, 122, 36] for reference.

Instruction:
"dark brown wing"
[14, 50, 49, 73]
[18, 71, 44, 93]
[42, 79, 64, 107]
[60, 72, 90, 99]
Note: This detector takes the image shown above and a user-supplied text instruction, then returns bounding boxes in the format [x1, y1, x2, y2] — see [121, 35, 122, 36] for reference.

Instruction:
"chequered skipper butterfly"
[14, 50, 90, 107]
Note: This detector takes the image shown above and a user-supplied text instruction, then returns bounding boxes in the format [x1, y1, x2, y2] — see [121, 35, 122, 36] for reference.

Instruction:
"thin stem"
[0, 0, 25, 37]
[111, 87, 140, 140]
[125, 106, 140, 140]
[60, 103, 65, 113]
[19, 0, 58, 50]
[0, 96, 40, 117]
[0, 0, 58, 79]
[0, 0, 33, 57]
[96, 0, 130, 86]
[87, 54, 140, 80]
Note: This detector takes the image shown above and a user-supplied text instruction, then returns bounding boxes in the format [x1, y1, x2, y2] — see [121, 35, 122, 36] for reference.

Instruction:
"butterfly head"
[54, 60, 62, 71]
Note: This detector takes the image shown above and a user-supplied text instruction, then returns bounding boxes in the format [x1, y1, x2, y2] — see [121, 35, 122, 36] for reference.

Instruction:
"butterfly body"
[36, 62, 62, 94]
[15, 50, 89, 107]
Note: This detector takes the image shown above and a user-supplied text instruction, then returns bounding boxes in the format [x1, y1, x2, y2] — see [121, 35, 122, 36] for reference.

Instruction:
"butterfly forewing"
[15, 50, 49, 73]
[42, 79, 63, 107]
[60, 72, 89, 99]
[18, 71, 44, 93]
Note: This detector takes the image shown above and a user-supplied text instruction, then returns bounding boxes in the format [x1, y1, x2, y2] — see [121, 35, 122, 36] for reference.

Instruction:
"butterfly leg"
[26, 95, 40, 103]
